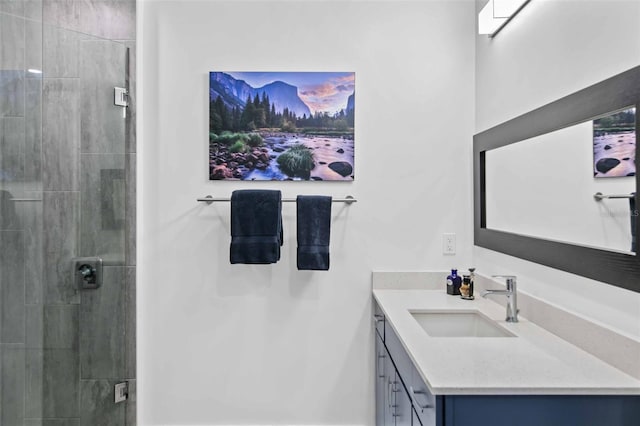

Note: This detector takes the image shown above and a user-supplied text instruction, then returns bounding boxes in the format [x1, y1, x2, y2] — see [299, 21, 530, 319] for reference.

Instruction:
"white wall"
[475, 0, 640, 339]
[140, 1, 475, 424]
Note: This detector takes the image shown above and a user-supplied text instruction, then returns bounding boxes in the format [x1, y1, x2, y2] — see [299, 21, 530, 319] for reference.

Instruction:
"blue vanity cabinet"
[407, 359, 442, 426]
[441, 394, 640, 426]
[380, 315, 442, 426]
[392, 369, 413, 426]
[376, 331, 415, 426]
[375, 307, 436, 426]
[374, 302, 640, 426]
[375, 332, 388, 425]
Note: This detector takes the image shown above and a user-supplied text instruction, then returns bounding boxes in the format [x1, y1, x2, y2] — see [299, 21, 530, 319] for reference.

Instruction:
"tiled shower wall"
[0, 1, 136, 425]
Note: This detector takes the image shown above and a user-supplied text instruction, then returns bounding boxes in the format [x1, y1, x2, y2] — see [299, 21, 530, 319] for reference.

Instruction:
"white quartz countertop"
[374, 289, 640, 395]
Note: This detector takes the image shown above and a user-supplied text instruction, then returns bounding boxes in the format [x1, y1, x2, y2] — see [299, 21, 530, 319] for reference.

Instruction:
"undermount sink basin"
[410, 311, 515, 338]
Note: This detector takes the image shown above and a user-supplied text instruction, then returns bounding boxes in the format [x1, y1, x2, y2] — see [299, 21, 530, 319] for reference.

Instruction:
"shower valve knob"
[72, 257, 103, 290]
[78, 264, 95, 279]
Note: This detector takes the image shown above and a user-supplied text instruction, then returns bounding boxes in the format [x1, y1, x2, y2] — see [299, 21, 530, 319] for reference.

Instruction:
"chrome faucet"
[482, 275, 519, 323]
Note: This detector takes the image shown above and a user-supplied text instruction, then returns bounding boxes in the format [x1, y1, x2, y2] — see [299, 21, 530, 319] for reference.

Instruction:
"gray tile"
[1, 117, 27, 231]
[80, 40, 126, 154]
[0, 189, 22, 231]
[0, 70, 25, 117]
[24, 190, 44, 304]
[43, 25, 79, 78]
[25, 305, 44, 348]
[25, 19, 43, 74]
[0, 0, 25, 16]
[24, 0, 43, 21]
[26, 304, 79, 349]
[0, 191, 22, 232]
[80, 154, 125, 261]
[125, 379, 135, 426]
[124, 267, 135, 379]
[78, 0, 136, 41]
[1, 346, 26, 425]
[0, 230, 26, 344]
[43, 191, 80, 304]
[80, 379, 125, 426]
[0, 189, 21, 229]
[25, 419, 80, 426]
[125, 153, 135, 266]
[0, 117, 26, 197]
[0, 13, 25, 70]
[24, 350, 44, 417]
[42, 78, 80, 191]
[25, 78, 43, 192]
[25, 349, 80, 418]
[43, 0, 81, 33]
[43, 0, 136, 40]
[80, 266, 125, 379]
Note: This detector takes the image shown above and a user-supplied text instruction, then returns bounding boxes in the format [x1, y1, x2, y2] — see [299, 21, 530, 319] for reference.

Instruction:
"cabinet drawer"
[373, 301, 385, 340]
[384, 320, 413, 391]
[385, 321, 439, 426]
[409, 362, 437, 426]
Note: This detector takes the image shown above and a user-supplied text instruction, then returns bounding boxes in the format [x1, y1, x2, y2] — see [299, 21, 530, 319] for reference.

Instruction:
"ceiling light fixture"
[478, 0, 531, 37]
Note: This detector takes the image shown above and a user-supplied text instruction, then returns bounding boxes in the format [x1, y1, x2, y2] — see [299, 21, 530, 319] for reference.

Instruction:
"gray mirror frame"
[474, 66, 640, 293]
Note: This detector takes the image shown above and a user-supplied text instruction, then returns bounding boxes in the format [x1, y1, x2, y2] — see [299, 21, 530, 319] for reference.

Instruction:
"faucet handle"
[491, 275, 517, 281]
[491, 275, 517, 289]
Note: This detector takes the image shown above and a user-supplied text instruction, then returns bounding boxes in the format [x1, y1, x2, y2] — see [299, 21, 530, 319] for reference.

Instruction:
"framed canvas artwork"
[209, 72, 355, 181]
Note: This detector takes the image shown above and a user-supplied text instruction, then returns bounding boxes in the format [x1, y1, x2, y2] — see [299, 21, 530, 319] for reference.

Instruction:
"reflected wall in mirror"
[474, 65, 640, 293]
[486, 114, 636, 254]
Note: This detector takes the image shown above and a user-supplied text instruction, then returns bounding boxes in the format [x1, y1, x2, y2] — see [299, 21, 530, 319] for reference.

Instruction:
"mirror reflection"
[593, 108, 636, 177]
[485, 108, 636, 254]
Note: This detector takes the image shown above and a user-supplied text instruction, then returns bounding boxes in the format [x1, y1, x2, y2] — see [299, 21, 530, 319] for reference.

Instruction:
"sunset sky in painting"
[229, 72, 355, 115]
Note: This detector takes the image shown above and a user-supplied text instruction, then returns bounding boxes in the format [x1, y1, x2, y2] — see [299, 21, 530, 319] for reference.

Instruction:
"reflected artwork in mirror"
[593, 108, 636, 178]
[474, 66, 640, 293]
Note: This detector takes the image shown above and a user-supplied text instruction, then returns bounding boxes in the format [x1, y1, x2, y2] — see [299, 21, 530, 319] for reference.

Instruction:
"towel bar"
[197, 195, 357, 205]
[593, 192, 635, 201]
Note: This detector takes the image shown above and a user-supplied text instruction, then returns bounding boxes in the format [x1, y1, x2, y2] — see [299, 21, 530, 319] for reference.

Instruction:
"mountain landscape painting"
[209, 72, 355, 181]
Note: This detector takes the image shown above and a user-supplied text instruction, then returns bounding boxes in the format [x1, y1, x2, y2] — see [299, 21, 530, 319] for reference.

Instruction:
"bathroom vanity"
[373, 288, 640, 426]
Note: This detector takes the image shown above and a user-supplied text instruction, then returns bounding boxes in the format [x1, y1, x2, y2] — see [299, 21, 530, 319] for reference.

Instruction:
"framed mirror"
[474, 66, 640, 293]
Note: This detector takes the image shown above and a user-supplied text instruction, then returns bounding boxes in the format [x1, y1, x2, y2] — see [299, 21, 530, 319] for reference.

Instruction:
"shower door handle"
[114, 87, 129, 107]
[114, 87, 129, 118]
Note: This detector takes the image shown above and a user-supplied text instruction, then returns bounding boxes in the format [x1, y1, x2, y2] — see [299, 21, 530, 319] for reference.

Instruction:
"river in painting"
[593, 131, 636, 177]
[209, 131, 354, 181]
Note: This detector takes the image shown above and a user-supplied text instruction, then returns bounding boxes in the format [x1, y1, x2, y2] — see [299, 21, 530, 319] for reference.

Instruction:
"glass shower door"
[1, 11, 132, 424]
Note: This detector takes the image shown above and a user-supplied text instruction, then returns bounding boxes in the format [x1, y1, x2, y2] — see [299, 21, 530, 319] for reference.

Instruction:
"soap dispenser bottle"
[446, 269, 462, 295]
[460, 275, 474, 300]
[460, 275, 471, 298]
[468, 267, 475, 298]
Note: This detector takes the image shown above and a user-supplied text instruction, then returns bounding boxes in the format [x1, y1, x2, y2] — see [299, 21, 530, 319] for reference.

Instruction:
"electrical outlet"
[443, 233, 456, 255]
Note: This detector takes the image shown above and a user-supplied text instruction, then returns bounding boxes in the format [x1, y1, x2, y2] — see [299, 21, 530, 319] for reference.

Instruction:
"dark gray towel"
[230, 190, 282, 264]
[297, 195, 332, 270]
[631, 193, 636, 252]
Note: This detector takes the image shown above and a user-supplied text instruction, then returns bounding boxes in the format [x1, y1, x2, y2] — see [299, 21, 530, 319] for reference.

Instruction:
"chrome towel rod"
[197, 195, 357, 205]
[593, 192, 634, 201]
[10, 198, 42, 202]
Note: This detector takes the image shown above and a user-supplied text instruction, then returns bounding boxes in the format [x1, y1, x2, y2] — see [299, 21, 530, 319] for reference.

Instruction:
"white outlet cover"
[443, 233, 456, 255]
